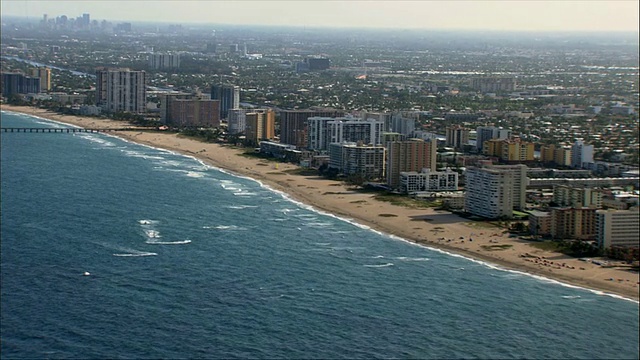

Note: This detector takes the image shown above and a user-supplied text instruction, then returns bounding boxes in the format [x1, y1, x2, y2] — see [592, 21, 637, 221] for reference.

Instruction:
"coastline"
[2, 104, 638, 301]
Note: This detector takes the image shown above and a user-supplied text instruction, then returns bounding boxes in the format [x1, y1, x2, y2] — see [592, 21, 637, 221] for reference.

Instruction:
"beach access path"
[2, 105, 638, 301]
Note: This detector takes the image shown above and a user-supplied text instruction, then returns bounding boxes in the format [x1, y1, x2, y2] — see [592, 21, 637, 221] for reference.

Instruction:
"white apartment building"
[361, 111, 392, 132]
[328, 142, 385, 180]
[399, 168, 458, 194]
[148, 53, 180, 69]
[485, 164, 528, 210]
[227, 109, 247, 135]
[464, 167, 514, 219]
[95, 68, 146, 113]
[571, 140, 594, 169]
[307, 117, 384, 151]
[595, 209, 640, 248]
[390, 113, 416, 136]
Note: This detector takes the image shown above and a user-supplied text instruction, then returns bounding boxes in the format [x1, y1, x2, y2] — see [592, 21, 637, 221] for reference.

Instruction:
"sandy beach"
[2, 104, 639, 301]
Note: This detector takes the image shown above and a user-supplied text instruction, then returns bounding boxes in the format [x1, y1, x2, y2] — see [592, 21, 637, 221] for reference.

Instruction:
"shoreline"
[2, 104, 638, 301]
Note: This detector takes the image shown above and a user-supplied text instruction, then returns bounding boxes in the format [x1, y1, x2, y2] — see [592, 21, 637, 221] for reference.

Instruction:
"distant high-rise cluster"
[40, 13, 93, 30]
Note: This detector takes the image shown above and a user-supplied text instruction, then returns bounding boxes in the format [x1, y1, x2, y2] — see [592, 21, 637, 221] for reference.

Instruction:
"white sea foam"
[138, 219, 157, 225]
[233, 192, 257, 196]
[145, 240, 192, 245]
[304, 222, 333, 227]
[396, 257, 430, 261]
[144, 229, 161, 238]
[113, 252, 158, 257]
[158, 160, 183, 167]
[220, 184, 240, 190]
[203, 225, 246, 231]
[76, 134, 118, 147]
[371, 255, 385, 259]
[185, 171, 205, 178]
[562, 295, 581, 299]
[226, 205, 258, 209]
[364, 263, 394, 268]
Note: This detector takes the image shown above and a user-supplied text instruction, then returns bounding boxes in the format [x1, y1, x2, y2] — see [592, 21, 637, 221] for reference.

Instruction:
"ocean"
[1, 111, 639, 359]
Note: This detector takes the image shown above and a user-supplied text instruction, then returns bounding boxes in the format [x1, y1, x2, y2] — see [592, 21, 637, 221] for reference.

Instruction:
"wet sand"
[3, 104, 638, 301]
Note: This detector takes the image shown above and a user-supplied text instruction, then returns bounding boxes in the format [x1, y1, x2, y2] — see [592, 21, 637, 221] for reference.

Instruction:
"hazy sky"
[1, 0, 638, 32]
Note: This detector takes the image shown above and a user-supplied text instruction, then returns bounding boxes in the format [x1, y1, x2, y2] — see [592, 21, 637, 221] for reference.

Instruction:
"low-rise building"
[529, 210, 552, 236]
[399, 168, 458, 194]
[259, 141, 296, 159]
[550, 207, 597, 240]
[484, 137, 535, 163]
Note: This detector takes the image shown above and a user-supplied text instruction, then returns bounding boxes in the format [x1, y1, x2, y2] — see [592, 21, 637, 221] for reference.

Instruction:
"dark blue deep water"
[2, 111, 639, 359]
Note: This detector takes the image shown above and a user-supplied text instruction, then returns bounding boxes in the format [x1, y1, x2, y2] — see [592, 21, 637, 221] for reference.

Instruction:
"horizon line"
[1, 14, 639, 35]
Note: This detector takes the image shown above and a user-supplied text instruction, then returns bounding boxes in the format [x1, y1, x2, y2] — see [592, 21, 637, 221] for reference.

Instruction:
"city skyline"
[1, 0, 639, 32]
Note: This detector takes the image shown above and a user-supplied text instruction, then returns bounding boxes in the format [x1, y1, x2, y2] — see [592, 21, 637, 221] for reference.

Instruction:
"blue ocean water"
[1, 111, 638, 359]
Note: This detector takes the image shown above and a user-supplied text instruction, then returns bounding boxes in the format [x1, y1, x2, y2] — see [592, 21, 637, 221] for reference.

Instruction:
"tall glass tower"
[211, 84, 240, 120]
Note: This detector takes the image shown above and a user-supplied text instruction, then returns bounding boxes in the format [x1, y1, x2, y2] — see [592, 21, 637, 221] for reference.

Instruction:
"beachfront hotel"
[306, 116, 384, 151]
[399, 168, 459, 194]
[549, 207, 597, 240]
[385, 139, 437, 190]
[95, 67, 146, 113]
[464, 167, 514, 219]
[595, 208, 640, 249]
[159, 90, 220, 128]
[279, 109, 345, 148]
[245, 109, 276, 146]
[227, 109, 247, 135]
[328, 142, 386, 180]
[1, 72, 41, 96]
